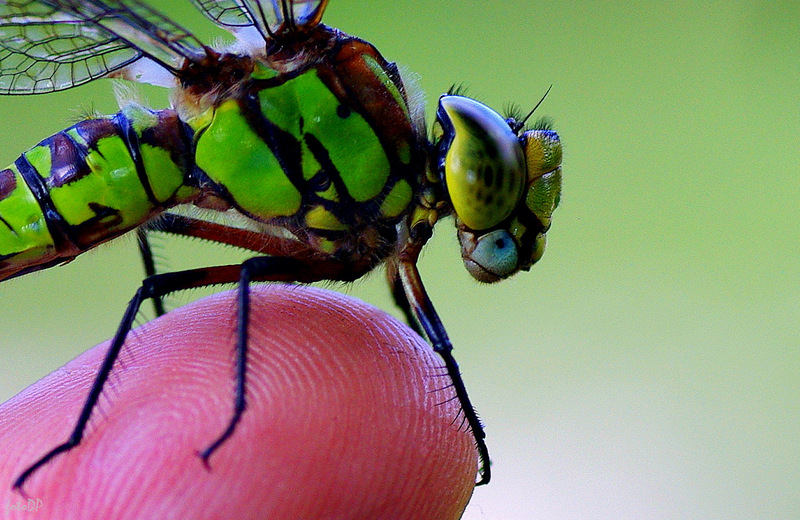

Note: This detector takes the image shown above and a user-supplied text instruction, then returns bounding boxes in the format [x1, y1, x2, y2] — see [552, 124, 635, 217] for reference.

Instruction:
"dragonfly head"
[434, 95, 562, 283]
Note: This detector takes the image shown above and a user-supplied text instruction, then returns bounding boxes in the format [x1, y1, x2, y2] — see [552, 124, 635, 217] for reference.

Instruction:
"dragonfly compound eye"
[459, 228, 520, 283]
[436, 95, 526, 231]
[521, 129, 562, 230]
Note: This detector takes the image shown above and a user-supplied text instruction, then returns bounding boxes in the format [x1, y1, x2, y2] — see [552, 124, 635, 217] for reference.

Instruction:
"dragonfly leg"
[197, 256, 303, 466]
[14, 281, 148, 491]
[137, 212, 325, 319]
[14, 254, 357, 491]
[398, 259, 491, 486]
[142, 213, 320, 258]
[133, 216, 387, 464]
[389, 273, 425, 336]
[14, 263, 255, 492]
[136, 227, 167, 317]
[387, 266, 423, 337]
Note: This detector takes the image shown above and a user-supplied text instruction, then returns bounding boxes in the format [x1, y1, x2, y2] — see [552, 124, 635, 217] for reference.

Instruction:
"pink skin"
[0, 285, 476, 519]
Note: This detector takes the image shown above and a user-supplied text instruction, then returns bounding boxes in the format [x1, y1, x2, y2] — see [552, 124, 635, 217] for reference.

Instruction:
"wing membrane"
[188, 0, 253, 28]
[0, 0, 205, 94]
[189, 0, 328, 41]
[273, 0, 329, 31]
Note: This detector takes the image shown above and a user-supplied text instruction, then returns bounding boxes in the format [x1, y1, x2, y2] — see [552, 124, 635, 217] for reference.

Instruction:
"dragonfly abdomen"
[0, 105, 198, 281]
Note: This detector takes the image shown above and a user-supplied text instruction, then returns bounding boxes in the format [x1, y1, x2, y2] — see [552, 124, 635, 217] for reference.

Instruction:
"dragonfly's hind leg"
[15, 254, 355, 491]
[136, 227, 167, 317]
[13, 264, 244, 492]
[130, 215, 380, 464]
[136, 212, 331, 318]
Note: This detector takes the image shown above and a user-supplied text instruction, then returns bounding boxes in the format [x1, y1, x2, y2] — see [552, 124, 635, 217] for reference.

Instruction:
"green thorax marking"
[192, 44, 421, 242]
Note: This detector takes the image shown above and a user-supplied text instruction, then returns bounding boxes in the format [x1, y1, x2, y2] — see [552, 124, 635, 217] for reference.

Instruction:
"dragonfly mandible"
[0, 0, 562, 490]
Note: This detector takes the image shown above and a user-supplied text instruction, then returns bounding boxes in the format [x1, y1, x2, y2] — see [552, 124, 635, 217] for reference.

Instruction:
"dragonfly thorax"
[177, 50, 257, 111]
[185, 27, 424, 262]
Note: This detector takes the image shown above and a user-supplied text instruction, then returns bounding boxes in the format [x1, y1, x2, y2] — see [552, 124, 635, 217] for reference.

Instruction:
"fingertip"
[0, 285, 477, 519]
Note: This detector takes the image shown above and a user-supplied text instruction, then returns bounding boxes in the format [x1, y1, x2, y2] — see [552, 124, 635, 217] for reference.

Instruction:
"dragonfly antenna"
[519, 84, 553, 128]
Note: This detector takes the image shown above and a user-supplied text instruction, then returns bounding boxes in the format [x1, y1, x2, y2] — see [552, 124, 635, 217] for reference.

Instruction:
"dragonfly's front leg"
[385, 262, 423, 337]
[397, 258, 491, 486]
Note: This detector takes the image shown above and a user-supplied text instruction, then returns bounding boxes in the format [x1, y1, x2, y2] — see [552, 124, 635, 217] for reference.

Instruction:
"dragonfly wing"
[189, 0, 328, 42]
[0, 0, 205, 94]
[189, 0, 253, 28]
[187, 0, 264, 45]
[276, 0, 329, 30]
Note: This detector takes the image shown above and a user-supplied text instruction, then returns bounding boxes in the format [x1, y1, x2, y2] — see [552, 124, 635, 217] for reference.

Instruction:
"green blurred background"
[1, 1, 798, 518]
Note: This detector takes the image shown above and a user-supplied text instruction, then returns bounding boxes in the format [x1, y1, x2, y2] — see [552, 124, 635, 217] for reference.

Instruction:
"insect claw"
[196, 448, 214, 471]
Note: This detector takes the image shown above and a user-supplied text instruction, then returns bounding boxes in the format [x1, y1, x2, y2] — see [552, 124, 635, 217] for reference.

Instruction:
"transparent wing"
[266, 0, 329, 33]
[188, 0, 252, 28]
[189, 0, 328, 41]
[0, 0, 205, 95]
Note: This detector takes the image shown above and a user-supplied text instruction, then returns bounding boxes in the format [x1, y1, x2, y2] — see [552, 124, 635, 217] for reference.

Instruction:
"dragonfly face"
[434, 95, 563, 283]
[0, 0, 562, 490]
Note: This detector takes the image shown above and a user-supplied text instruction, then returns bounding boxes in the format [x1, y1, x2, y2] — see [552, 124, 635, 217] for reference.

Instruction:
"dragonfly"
[0, 0, 562, 490]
